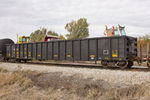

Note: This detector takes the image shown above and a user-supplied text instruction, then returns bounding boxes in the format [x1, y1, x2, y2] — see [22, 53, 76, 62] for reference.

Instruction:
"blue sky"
[0, 0, 150, 41]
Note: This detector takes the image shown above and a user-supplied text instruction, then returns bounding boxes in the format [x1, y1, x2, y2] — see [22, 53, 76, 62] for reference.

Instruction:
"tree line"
[30, 18, 89, 42]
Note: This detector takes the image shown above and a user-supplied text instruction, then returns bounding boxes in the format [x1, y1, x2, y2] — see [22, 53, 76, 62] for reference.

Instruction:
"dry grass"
[0, 68, 8, 73]
[0, 68, 150, 100]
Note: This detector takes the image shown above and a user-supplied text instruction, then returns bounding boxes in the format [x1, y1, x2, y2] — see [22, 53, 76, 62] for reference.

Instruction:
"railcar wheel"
[0, 57, 4, 61]
[24, 60, 27, 63]
[137, 60, 142, 66]
[16, 59, 21, 63]
[101, 61, 108, 68]
[117, 61, 128, 69]
[107, 61, 116, 67]
[127, 61, 133, 68]
[4, 58, 9, 62]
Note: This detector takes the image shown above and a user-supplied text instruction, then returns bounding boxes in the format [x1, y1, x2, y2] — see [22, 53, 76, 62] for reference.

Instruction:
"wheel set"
[101, 60, 134, 69]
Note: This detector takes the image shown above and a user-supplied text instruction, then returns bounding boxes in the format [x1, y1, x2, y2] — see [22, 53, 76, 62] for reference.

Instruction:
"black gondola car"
[0, 39, 14, 60]
[6, 36, 137, 68]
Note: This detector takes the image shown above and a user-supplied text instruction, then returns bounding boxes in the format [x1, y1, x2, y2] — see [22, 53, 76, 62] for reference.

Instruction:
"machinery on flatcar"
[104, 25, 126, 37]
[18, 36, 30, 44]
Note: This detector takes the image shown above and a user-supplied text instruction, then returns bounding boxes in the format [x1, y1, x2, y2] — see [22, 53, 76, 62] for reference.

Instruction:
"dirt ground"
[0, 63, 150, 100]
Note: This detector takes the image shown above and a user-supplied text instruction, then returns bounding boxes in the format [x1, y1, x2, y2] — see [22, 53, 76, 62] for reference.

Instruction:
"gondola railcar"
[5, 36, 137, 69]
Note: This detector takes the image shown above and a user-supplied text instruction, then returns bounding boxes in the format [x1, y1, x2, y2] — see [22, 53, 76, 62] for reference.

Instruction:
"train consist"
[0, 36, 141, 69]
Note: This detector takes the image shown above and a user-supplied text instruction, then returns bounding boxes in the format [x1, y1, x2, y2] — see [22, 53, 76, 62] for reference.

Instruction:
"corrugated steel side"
[5, 36, 137, 62]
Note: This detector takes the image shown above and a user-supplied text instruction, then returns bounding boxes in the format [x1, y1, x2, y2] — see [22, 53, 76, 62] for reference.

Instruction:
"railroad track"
[1, 61, 149, 72]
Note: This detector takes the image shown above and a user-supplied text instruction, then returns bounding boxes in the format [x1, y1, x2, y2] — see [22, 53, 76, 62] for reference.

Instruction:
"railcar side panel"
[42, 42, 47, 60]
[12, 45, 16, 58]
[73, 40, 81, 61]
[32, 43, 37, 59]
[53, 42, 59, 60]
[89, 39, 97, 61]
[66, 41, 72, 60]
[81, 40, 88, 61]
[16, 44, 20, 59]
[23, 44, 28, 59]
[118, 37, 125, 58]
[37, 43, 42, 60]
[20, 44, 24, 59]
[98, 38, 110, 60]
[48, 42, 53, 60]
[28, 43, 32, 59]
[6, 45, 11, 58]
[59, 41, 66, 60]
[111, 38, 120, 60]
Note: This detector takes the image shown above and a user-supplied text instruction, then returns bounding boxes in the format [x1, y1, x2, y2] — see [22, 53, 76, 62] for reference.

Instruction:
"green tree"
[30, 28, 47, 42]
[47, 30, 66, 40]
[65, 18, 89, 40]
[47, 30, 58, 36]
[30, 27, 66, 42]
[59, 35, 66, 40]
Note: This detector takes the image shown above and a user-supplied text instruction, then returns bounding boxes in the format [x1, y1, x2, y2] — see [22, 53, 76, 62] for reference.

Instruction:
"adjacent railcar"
[6, 36, 137, 68]
[0, 39, 14, 60]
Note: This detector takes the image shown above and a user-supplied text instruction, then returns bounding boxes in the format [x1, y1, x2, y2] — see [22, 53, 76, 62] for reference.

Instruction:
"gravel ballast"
[0, 62, 150, 85]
